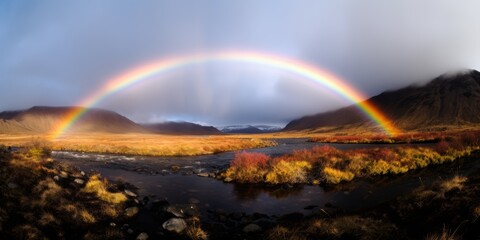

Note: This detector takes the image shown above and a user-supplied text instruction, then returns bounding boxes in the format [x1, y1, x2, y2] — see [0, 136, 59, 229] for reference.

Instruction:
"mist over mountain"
[284, 70, 480, 131]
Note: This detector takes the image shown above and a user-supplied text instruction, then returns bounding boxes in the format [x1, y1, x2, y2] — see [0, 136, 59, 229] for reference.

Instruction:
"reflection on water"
[53, 138, 473, 216]
[232, 184, 304, 200]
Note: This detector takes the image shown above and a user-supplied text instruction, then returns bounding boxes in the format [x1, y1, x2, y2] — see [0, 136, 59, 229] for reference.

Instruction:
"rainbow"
[51, 50, 399, 138]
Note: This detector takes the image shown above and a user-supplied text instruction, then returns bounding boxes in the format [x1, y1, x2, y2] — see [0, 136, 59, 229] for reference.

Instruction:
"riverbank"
[3, 140, 480, 239]
[0, 133, 276, 157]
[222, 131, 480, 185]
[0, 143, 211, 240]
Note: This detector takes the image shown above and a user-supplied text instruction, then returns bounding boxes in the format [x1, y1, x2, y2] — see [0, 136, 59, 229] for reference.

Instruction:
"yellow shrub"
[265, 160, 312, 184]
[369, 160, 390, 175]
[225, 167, 267, 183]
[323, 167, 354, 184]
[82, 175, 127, 204]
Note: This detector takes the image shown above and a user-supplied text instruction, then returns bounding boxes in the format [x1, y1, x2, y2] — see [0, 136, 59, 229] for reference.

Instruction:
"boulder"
[197, 173, 210, 177]
[242, 223, 262, 233]
[125, 207, 139, 217]
[162, 218, 187, 233]
[136, 232, 149, 240]
[124, 189, 137, 198]
[166, 204, 199, 217]
[73, 178, 85, 185]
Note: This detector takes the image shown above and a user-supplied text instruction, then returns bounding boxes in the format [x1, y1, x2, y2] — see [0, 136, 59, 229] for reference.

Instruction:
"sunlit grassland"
[0, 133, 276, 156]
[224, 131, 480, 184]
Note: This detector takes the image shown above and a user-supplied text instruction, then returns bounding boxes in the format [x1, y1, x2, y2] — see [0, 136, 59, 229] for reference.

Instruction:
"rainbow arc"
[51, 50, 400, 138]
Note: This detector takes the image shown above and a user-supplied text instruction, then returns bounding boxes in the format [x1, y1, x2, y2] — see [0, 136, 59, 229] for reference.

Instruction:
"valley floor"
[0, 133, 275, 156]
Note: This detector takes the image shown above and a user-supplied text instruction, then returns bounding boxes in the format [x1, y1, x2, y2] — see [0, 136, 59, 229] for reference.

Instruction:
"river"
[52, 139, 470, 218]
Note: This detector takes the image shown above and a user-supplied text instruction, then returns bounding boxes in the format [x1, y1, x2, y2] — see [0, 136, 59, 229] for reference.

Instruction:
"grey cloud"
[1, 0, 480, 126]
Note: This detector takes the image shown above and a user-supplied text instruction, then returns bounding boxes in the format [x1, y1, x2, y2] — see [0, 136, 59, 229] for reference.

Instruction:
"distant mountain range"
[0, 106, 146, 134]
[2, 70, 480, 135]
[142, 122, 223, 135]
[221, 125, 282, 134]
[284, 69, 480, 131]
[0, 106, 221, 135]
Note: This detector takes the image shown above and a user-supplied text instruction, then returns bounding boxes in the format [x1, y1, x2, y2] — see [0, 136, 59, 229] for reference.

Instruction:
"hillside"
[142, 122, 223, 135]
[284, 70, 480, 131]
[0, 106, 147, 134]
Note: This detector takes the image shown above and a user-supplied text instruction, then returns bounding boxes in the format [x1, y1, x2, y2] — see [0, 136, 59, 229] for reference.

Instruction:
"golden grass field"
[0, 133, 276, 156]
[1, 124, 480, 157]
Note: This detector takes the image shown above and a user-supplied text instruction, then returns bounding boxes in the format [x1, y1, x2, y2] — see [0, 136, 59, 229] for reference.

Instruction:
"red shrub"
[435, 140, 450, 154]
[230, 152, 270, 169]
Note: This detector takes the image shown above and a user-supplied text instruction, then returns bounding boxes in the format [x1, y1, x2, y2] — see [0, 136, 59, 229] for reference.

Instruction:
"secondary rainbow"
[51, 50, 399, 138]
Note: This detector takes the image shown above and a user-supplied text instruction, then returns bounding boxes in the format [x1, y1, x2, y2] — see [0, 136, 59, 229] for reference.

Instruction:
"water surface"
[53, 139, 471, 217]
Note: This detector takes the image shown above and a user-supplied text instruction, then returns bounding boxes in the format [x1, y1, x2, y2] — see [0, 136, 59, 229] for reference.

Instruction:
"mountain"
[0, 106, 147, 134]
[221, 125, 282, 134]
[142, 122, 223, 135]
[284, 70, 480, 131]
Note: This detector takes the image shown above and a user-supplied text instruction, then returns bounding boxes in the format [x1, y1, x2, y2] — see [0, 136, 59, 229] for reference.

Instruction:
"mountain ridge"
[284, 69, 480, 131]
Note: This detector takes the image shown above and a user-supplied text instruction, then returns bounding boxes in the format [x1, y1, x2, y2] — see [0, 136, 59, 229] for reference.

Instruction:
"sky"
[1, 0, 480, 126]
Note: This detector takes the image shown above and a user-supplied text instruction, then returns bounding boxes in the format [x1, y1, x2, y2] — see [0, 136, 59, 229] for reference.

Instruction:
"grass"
[82, 174, 127, 204]
[224, 131, 480, 184]
[0, 133, 276, 156]
[267, 216, 398, 240]
[0, 143, 135, 239]
[265, 173, 480, 239]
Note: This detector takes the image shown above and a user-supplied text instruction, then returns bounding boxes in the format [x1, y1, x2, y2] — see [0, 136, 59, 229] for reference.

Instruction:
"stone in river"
[166, 204, 200, 217]
[73, 178, 85, 185]
[125, 207, 139, 217]
[162, 218, 187, 233]
[124, 189, 137, 198]
[136, 232, 149, 240]
[242, 223, 262, 233]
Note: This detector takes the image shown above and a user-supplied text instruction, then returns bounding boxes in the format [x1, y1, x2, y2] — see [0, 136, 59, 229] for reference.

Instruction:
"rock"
[59, 171, 69, 178]
[125, 207, 139, 217]
[109, 222, 116, 227]
[7, 182, 18, 189]
[53, 176, 60, 181]
[242, 223, 262, 233]
[80, 171, 85, 176]
[224, 177, 233, 183]
[127, 229, 134, 234]
[73, 178, 85, 185]
[197, 173, 210, 177]
[171, 165, 180, 172]
[166, 204, 200, 217]
[162, 218, 187, 233]
[136, 232, 149, 240]
[124, 189, 137, 198]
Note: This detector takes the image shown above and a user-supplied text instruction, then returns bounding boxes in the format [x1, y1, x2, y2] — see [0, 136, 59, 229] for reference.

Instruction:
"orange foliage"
[226, 131, 480, 184]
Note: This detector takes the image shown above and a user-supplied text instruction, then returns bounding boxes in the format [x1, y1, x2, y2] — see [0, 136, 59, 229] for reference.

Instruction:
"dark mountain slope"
[284, 70, 480, 131]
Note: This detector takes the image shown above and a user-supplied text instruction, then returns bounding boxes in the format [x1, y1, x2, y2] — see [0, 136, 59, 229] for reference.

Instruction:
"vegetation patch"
[224, 131, 480, 184]
[0, 143, 137, 239]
